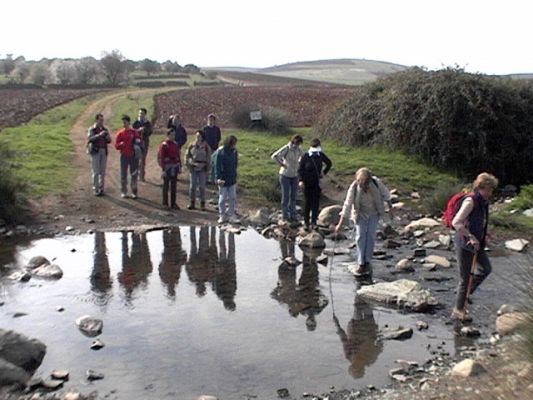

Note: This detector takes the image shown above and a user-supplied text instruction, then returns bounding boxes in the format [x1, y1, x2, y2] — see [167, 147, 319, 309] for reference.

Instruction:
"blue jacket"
[215, 147, 238, 187]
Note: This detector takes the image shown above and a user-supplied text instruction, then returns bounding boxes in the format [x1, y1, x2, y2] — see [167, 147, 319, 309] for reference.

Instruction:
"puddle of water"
[0, 227, 457, 399]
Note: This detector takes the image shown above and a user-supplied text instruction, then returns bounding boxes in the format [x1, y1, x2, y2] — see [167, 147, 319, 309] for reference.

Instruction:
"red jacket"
[115, 128, 142, 157]
[158, 139, 181, 170]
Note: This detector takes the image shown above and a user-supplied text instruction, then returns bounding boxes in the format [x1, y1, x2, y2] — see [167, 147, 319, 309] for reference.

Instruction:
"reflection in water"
[271, 247, 329, 330]
[90, 232, 113, 305]
[186, 226, 216, 297]
[212, 231, 237, 311]
[333, 294, 382, 379]
[159, 228, 187, 299]
[117, 232, 153, 303]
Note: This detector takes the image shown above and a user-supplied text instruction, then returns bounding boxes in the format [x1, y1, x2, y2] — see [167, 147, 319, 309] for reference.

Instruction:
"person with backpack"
[157, 129, 181, 209]
[87, 113, 111, 196]
[271, 134, 305, 221]
[334, 168, 391, 276]
[185, 130, 212, 210]
[298, 138, 332, 231]
[449, 172, 498, 322]
[215, 135, 239, 224]
[203, 114, 222, 183]
[132, 108, 153, 182]
[115, 115, 143, 199]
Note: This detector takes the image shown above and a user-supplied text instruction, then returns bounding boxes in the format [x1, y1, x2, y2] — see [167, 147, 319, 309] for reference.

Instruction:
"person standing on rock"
[272, 134, 304, 221]
[87, 113, 111, 196]
[215, 135, 239, 224]
[115, 115, 143, 199]
[334, 168, 391, 276]
[132, 108, 153, 182]
[185, 130, 212, 210]
[203, 114, 222, 183]
[157, 129, 181, 209]
[451, 172, 498, 322]
[298, 138, 332, 231]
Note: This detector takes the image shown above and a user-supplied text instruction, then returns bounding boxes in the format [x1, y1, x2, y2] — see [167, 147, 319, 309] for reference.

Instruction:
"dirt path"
[30, 90, 226, 232]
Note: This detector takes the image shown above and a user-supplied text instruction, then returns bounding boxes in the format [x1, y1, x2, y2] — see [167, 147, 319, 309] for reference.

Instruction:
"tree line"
[0, 50, 201, 87]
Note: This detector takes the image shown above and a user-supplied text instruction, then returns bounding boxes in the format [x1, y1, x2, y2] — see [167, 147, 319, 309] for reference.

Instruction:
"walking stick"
[463, 251, 478, 312]
[328, 237, 337, 318]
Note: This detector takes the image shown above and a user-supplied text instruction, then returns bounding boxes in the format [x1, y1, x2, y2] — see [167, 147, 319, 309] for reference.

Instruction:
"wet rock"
[505, 238, 529, 252]
[277, 388, 290, 398]
[56, 306, 65, 312]
[451, 359, 486, 378]
[76, 316, 103, 337]
[86, 369, 104, 381]
[425, 255, 451, 268]
[416, 320, 429, 330]
[413, 248, 426, 257]
[0, 329, 46, 373]
[460, 326, 481, 337]
[0, 357, 30, 387]
[392, 202, 405, 209]
[298, 231, 325, 248]
[326, 232, 347, 241]
[41, 379, 64, 390]
[396, 259, 414, 272]
[8, 271, 32, 282]
[380, 326, 413, 340]
[91, 339, 105, 350]
[324, 247, 350, 256]
[439, 234, 452, 248]
[356, 279, 439, 311]
[383, 224, 398, 238]
[413, 230, 425, 238]
[422, 263, 437, 271]
[497, 304, 521, 316]
[423, 240, 440, 249]
[317, 205, 342, 227]
[32, 263, 63, 279]
[51, 369, 69, 380]
[197, 396, 218, 400]
[26, 256, 50, 270]
[65, 226, 75, 232]
[13, 312, 28, 318]
[496, 312, 528, 336]
[404, 217, 440, 231]
[490, 334, 501, 345]
[411, 192, 421, 200]
[384, 239, 402, 249]
[64, 392, 85, 400]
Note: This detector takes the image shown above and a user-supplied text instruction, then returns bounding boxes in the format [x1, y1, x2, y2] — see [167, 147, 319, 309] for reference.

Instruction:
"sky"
[2, 0, 532, 75]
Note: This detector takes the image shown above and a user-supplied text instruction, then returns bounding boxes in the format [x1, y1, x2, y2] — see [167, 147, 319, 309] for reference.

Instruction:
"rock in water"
[451, 359, 486, 378]
[248, 208, 271, 225]
[90, 339, 105, 350]
[356, 279, 438, 312]
[86, 369, 104, 381]
[0, 329, 46, 373]
[0, 358, 31, 387]
[404, 218, 440, 231]
[396, 259, 414, 272]
[197, 396, 218, 400]
[298, 231, 325, 248]
[496, 312, 528, 336]
[25, 256, 50, 270]
[51, 369, 69, 380]
[32, 263, 63, 279]
[317, 205, 342, 226]
[424, 255, 451, 268]
[380, 326, 413, 340]
[76, 316, 103, 337]
[505, 239, 529, 252]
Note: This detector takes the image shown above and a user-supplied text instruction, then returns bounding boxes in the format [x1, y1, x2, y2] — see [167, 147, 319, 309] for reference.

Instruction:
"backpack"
[443, 191, 475, 229]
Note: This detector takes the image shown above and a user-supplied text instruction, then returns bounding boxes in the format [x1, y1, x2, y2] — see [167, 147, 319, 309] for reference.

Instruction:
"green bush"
[422, 181, 466, 217]
[231, 105, 292, 135]
[0, 142, 27, 223]
[315, 67, 533, 185]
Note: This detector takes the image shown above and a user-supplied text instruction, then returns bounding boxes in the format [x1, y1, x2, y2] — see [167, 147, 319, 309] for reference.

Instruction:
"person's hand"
[298, 181, 304, 189]
[468, 235, 480, 251]
[217, 179, 225, 186]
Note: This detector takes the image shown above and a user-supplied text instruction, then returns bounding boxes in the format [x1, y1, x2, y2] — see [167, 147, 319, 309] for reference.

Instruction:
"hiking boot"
[121, 193, 128, 199]
[200, 201, 206, 211]
[353, 265, 368, 277]
[171, 203, 180, 210]
[187, 201, 195, 210]
[131, 193, 138, 200]
[451, 308, 473, 322]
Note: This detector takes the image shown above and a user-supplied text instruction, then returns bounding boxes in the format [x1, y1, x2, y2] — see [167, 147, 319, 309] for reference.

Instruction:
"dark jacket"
[203, 125, 221, 151]
[87, 124, 111, 153]
[455, 190, 489, 252]
[298, 150, 332, 187]
[132, 118, 153, 142]
[215, 146, 238, 187]
[168, 125, 187, 148]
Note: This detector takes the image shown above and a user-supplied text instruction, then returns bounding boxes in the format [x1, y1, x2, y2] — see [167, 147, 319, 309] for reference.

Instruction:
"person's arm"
[145, 121, 153, 136]
[375, 177, 392, 209]
[103, 127, 111, 143]
[87, 127, 98, 142]
[335, 181, 357, 232]
[271, 145, 288, 166]
[215, 149, 224, 182]
[115, 130, 124, 150]
[216, 127, 221, 147]
[452, 198, 478, 248]
[157, 143, 164, 168]
[185, 145, 192, 167]
[322, 153, 332, 175]
[206, 145, 212, 171]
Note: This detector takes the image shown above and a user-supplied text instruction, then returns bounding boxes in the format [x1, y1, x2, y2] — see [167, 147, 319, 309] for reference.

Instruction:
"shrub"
[315, 67, 533, 185]
[422, 181, 466, 217]
[0, 142, 27, 223]
[258, 175, 282, 203]
[230, 105, 292, 134]
[230, 105, 257, 130]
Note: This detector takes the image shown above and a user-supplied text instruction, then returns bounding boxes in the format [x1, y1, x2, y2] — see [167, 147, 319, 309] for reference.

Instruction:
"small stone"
[70, 248, 76, 253]
[423, 240, 440, 249]
[51, 369, 69, 380]
[13, 312, 28, 318]
[396, 259, 414, 272]
[380, 326, 414, 340]
[460, 326, 481, 337]
[91, 339, 105, 350]
[383, 224, 398, 237]
[41, 379, 64, 390]
[414, 248, 426, 257]
[32, 263, 63, 279]
[439, 234, 451, 248]
[384, 239, 402, 249]
[411, 192, 421, 199]
[425, 255, 451, 268]
[277, 388, 290, 398]
[76, 315, 103, 337]
[56, 306, 65, 312]
[523, 208, 533, 218]
[496, 312, 528, 336]
[416, 320, 429, 330]
[422, 263, 437, 271]
[65, 226, 75, 232]
[497, 304, 521, 316]
[197, 396, 218, 400]
[26, 256, 50, 269]
[489, 334, 501, 345]
[86, 369, 104, 381]
[413, 230, 425, 238]
[505, 238, 529, 252]
[63, 392, 84, 400]
[392, 202, 405, 209]
[451, 359, 486, 378]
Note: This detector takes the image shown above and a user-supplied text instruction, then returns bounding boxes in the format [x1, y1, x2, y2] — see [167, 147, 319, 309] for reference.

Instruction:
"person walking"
[203, 114, 222, 183]
[132, 108, 153, 181]
[157, 129, 181, 209]
[298, 138, 332, 230]
[185, 130, 212, 210]
[214, 135, 239, 224]
[451, 172, 498, 322]
[87, 113, 111, 196]
[271, 134, 304, 221]
[115, 115, 143, 199]
[335, 168, 391, 277]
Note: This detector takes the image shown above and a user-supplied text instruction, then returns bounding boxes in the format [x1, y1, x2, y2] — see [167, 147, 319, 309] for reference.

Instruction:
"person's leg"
[130, 156, 139, 196]
[140, 139, 149, 181]
[189, 171, 198, 205]
[364, 214, 380, 265]
[218, 186, 228, 219]
[280, 175, 290, 219]
[100, 150, 107, 193]
[303, 185, 312, 228]
[91, 154, 100, 194]
[162, 171, 170, 206]
[470, 248, 492, 294]
[356, 217, 369, 266]
[455, 246, 475, 311]
[120, 155, 128, 195]
[289, 177, 298, 220]
[170, 173, 177, 207]
[227, 184, 237, 217]
[310, 185, 320, 226]
[198, 171, 207, 207]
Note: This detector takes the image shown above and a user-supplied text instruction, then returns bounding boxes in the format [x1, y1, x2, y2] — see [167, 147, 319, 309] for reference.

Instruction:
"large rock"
[496, 312, 528, 336]
[25, 256, 50, 270]
[425, 255, 451, 268]
[32, 263, 63, 279]
[317, 205, 342, 227]
[248, 208, 271, 226]
[505, 239, 529, 252]
[0, 358, 30, 387]
[0, 329, 46, 373]
[451, 359, 486, 378]
[356, 279, 438, 312]
[76, 316, 103, 337]
[298, 231, 325, 249]
[404, 218, 440, 232]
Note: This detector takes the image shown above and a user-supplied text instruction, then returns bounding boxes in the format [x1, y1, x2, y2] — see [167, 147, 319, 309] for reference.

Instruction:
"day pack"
[442, 191, 475, 229]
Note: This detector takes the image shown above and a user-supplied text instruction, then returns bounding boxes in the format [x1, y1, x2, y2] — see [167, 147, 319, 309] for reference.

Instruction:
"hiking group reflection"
[159, 228, 187, 299]
[90, 231, 113, 306]
[271, 242, 329, 330]
[117, 232, 153, 303]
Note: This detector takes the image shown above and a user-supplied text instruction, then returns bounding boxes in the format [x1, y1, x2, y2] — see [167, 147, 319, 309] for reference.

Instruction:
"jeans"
[91, 148, 107, 193]
[218, 184, 237, 217]
[280, 175, 299, 219]
[120, 155, 139, 195]
[455, 243, 492, 309]
[190, 170, 207, 202]
[163, 167, 178, 206]
[355, 214, 379, 266]
[303, 183, 321, 226]
[139, 137, 149, 180]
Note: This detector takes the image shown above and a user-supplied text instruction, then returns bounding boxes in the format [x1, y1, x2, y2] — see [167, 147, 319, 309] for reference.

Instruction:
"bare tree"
[100, 50, 127, 86]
